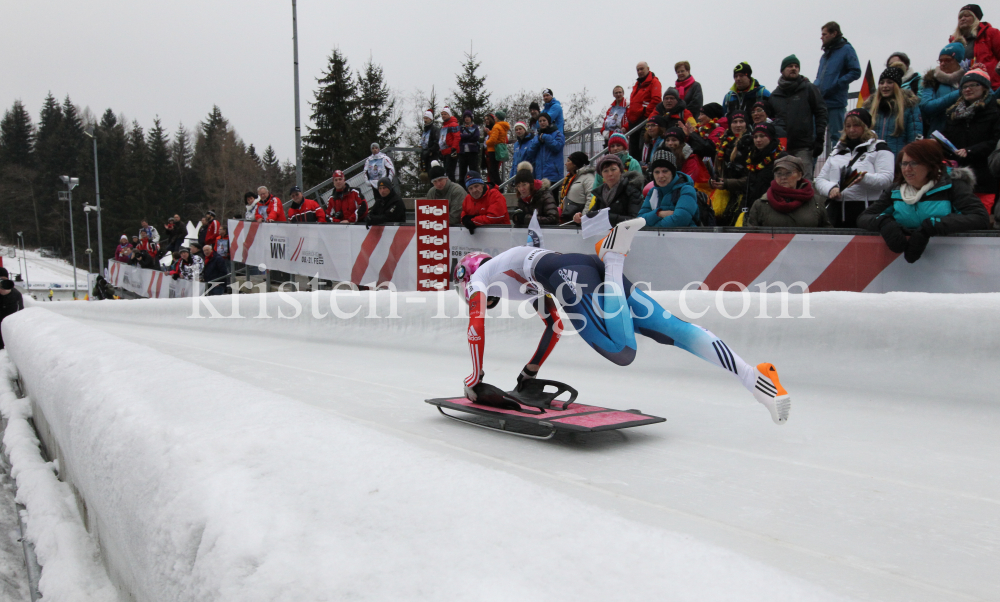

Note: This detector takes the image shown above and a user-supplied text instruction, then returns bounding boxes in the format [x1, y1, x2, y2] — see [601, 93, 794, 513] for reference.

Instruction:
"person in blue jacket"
[509, 122, 539, 189]
[815, 21, 862, 153]
[534, 113, 565, 183]
[639, 150, 700, 228]
[542, 88, 565, 134]
[919, 43, 966, 137]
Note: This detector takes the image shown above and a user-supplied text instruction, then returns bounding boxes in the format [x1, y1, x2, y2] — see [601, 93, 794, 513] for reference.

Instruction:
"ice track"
[24, 290, 1000, 601]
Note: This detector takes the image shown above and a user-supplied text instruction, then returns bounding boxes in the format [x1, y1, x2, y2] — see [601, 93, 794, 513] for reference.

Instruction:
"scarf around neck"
[899, 180, 936, 205]
[766, 179, 814, 213]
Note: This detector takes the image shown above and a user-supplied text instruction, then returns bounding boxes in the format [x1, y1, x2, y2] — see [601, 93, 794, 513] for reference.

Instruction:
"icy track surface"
[30, 290, 1000, 602]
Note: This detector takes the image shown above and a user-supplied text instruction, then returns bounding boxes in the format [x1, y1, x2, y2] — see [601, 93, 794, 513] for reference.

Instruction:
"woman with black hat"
[815, 107, 895, 227]
[559, 152, 596, 222]
[949, 4, 1000, 90]
[862, 65, 921, 155]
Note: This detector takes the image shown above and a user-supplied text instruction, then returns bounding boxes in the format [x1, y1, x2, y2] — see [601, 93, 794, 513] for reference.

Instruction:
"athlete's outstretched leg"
[626, 285, 790, 424]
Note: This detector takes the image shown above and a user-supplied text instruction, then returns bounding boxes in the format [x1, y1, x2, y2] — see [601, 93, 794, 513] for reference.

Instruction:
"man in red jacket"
[439, 107, 462, 184]
[256, 186, 286, 222]
[203, 210, 220, 248]
[628, 62, 662, 159]
[326, 170, 364, 223]
[287, 186, 328, 223]
[460, 171, 510, 233]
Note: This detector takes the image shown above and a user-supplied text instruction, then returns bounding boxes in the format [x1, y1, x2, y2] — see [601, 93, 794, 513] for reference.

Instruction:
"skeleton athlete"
[454, 218, 791, 424]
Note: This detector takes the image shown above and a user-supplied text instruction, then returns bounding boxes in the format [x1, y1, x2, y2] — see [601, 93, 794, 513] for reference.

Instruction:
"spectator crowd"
[109, 6, 1000, 283]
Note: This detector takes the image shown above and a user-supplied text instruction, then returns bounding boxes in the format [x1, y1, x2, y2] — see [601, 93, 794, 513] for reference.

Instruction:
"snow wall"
[2, 290, 999, 600]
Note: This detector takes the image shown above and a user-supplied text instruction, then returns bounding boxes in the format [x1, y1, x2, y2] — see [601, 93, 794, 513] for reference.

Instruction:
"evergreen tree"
[147, 117, 178, 222]
[0, 100, 35, 168]
[354, 57, 402, 156]
[125, 121, 152, 222]
[0, 100, 38, 245]
[248, 143, 262, 169]
[302, 48, 358, 186]
[262, 145, 282, 194]
[451, 51, 491, 122]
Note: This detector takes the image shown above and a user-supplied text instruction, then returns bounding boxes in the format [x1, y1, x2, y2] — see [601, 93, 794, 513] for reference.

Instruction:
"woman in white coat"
[815, 108, 895, 227]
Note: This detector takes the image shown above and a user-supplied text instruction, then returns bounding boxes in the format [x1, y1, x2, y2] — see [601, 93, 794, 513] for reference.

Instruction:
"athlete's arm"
[465, 291, 487, 388]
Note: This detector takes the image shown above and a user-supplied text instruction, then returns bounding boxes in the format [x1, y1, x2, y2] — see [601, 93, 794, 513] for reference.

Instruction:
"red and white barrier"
[227, 220, 1000, 293]
[106, 261, 204, 298]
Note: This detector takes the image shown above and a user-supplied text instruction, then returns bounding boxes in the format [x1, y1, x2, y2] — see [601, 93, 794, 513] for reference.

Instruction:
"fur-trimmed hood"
[946, 165, 977, 188]
[922, 67, 965, 91]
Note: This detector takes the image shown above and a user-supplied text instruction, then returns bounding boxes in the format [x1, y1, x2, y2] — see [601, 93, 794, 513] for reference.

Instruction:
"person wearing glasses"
[858, 139, 988, 263]
[942, 69, 1000, 217]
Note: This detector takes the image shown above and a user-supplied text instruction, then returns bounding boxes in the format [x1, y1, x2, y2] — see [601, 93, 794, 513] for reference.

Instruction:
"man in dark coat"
[201, 244, 230, 296]
[0, 271, 25, 350]
[769, 55, 828, 180]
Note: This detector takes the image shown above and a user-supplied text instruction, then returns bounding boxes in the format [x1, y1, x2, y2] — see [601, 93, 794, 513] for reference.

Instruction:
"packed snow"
[3, 288, 998, 601]
[0, 351, 118, 601]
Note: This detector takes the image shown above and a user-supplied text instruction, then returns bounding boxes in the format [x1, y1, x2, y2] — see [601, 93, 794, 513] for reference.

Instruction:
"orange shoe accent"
[756, 363, 787, 395]
[595, 237, 606, 255]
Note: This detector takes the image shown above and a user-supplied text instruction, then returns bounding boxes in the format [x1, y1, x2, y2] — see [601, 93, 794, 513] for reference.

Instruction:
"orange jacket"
[461, 187, 510, 225]
[485, 121, 511, 152]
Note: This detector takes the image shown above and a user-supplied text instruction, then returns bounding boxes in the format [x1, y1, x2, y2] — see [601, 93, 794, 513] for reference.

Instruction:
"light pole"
[83, 126, 104, 272]
[292, 0, 303, 190]
[16, 231, 29, 291]
[83, 203, 95, 275]
[60, 176, 80, 299]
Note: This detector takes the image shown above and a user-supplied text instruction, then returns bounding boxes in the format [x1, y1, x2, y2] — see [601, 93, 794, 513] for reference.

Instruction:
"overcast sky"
[4, 1, 967, 167]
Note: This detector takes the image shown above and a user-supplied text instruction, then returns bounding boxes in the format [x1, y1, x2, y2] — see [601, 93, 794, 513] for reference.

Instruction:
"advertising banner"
[414, 200, 451, 291]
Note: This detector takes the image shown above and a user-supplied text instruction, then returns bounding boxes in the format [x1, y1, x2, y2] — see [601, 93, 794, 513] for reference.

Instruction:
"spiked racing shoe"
[596, 217, 646, 260]
[752, 363, 790, 424]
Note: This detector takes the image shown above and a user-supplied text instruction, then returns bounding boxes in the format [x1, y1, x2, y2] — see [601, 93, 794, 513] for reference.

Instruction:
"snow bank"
[0, 307, 852, 601]
[0, 351, 118, 601]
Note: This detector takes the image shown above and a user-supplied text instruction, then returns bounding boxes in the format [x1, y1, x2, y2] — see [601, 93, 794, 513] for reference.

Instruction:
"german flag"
[857, 61, 876, 106]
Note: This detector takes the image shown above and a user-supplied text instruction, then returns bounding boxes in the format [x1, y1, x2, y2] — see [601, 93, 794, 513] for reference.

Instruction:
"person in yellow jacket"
[484, 111, 511, 185]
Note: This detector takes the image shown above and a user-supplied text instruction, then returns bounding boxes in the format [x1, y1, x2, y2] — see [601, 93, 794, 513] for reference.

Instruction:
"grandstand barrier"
[106, 260, 205, 298]
[227, 220, 1000, 294]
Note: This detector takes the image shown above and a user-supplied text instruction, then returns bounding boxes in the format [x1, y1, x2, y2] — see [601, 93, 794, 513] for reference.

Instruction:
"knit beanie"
[596, 153, 624, 174]
[441, 106, 452, 116]
[780, 55, 800, 71]
[463, 109, 474, 121]
[649, 150, 677, 174]
[845, 107, 873, 128]
[961, 69, 992, 90]
[529, 101, 540, 112]
[887, 52, 911, 68]
[424, 110, 434, 120]
[495, 109, 507, 121]
[728, 110, 749, 125]
[0, 267, 8, 279]
[960, 4, 983, 20]
[513, 162, 535, 186]
[428, 161, 447, 181]
[649, 115, 669, 129]
[514, 121, 528, 134]
[662, 87, 680, 100]
[753, 122, 776, 140]
[608, 132, 629, 149]
[733, 62, 753, 77]
[465, 171, 484, 187]
[538, 112, 552, 126]
[702, 102, 725, 119]
[941, 42, 966, 62]
[752, 100, 773, 118]
[879, 67, 904, 87]
[663, 126, 686, 143]
[568, 151, 590, 169]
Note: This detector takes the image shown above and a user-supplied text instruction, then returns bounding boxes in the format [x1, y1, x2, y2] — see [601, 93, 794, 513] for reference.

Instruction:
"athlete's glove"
[904, 220, 936, 264]
[876, 215, 908, 254]
[462, 215, 477, 234]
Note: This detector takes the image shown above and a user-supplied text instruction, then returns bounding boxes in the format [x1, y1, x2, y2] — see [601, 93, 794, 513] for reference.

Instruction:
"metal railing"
[499, 118, 605, 190]
[299, 146, 421, 205]
[543, 117, 649, 193]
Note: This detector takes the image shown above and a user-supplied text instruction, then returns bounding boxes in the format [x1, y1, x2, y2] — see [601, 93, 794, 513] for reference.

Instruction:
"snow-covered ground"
[1, 246, 91, 300]
[3, 289, 998, 601]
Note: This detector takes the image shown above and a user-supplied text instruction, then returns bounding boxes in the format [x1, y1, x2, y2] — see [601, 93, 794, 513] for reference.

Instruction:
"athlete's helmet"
[454, 252, 492, 302]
